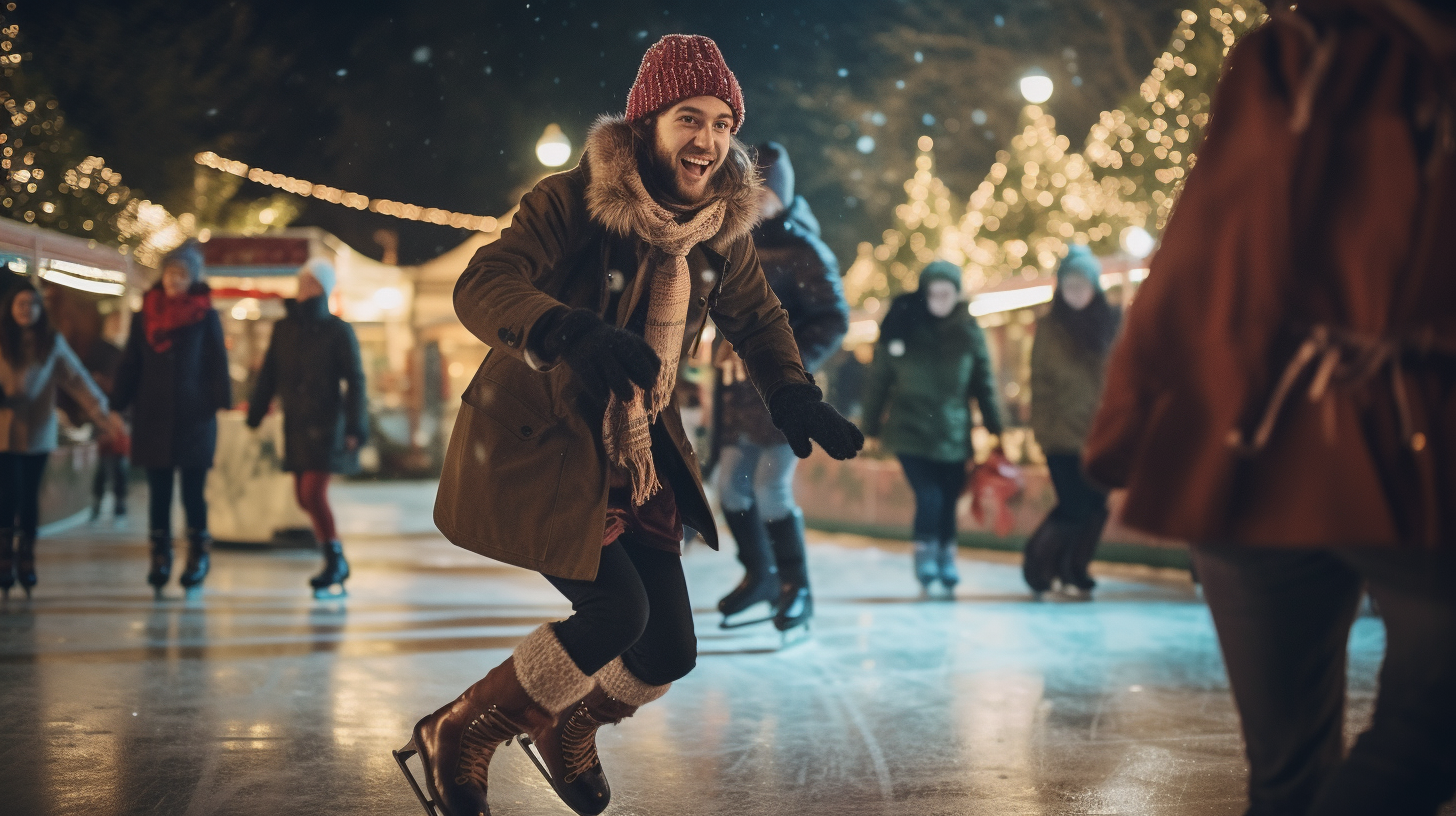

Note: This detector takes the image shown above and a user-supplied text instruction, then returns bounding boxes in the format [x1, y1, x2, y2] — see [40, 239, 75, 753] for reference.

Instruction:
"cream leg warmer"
[593, 656, 671, 707]
[512, 624, 595, 715]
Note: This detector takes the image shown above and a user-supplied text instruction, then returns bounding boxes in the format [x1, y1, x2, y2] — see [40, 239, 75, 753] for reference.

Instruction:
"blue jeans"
[716, 440, 798, 522]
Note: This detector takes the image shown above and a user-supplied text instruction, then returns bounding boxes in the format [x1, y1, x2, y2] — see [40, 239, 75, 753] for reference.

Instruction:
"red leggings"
[293, 471, 337, 543]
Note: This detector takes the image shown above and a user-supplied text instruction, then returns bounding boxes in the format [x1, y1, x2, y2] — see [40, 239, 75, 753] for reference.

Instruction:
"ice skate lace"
[560, 699, 620, 782]
[454, 706, 522, 787]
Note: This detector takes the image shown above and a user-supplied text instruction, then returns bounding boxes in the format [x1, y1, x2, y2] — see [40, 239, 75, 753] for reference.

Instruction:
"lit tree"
[950, 104, 1137, 292]
[1082, 0, 1267, 233]
[842, 135, 960, 305]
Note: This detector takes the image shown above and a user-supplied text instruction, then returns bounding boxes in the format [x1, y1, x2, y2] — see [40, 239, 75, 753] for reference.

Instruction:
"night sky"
[16, 0, 1182, 265]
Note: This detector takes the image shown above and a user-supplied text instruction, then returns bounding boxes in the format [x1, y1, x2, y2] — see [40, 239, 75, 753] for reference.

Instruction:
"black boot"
[1022, 517, 1074, 595]
[15, 531, 36, 598]
[1059, 508, 1109, 595]
[179, 529, 212, 590]
[310, 539, 350, 595]
[147, 531, 173, 597]
[0, 528, 14, 600]
[717, 508, 778, 621]
[765, 511, 813, 632]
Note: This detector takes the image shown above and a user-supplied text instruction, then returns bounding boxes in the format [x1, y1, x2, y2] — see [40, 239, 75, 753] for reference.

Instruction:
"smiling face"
[650, 95, 735, 205]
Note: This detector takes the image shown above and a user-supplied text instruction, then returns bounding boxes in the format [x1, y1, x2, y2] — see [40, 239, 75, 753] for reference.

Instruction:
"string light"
[195, 152, 502, 233]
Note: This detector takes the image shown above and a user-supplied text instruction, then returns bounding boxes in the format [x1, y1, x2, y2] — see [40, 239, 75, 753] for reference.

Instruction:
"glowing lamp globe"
[1120, 226, 1156, 259]
[536, 124, 572, 168]
[1019, 71, 1054, 104]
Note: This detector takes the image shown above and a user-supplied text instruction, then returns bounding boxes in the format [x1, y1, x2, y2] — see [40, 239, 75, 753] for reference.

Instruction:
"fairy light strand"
[194, 152, 502, 233]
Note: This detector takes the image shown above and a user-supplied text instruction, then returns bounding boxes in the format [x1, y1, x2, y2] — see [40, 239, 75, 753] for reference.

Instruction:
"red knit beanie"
[626, 35, 744, 133]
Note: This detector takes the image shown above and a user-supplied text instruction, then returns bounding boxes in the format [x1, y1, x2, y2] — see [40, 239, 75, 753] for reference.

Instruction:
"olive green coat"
[435, 117, 813, 580]
[1030, 312, 1116, 455]
[861, 295, 1003, 463]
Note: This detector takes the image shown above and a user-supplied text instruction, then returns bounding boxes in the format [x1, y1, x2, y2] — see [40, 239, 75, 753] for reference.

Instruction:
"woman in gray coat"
[0, 278, 123, 598]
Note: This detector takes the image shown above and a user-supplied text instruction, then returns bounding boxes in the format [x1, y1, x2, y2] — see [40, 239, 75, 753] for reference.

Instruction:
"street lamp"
[1019, 70, 1054, 104]
[536, 124, 571, 167]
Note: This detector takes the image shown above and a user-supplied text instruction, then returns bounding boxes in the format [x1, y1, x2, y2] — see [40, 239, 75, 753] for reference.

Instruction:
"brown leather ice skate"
[519, 685, 640, 816]
[394, 656, 554, 816]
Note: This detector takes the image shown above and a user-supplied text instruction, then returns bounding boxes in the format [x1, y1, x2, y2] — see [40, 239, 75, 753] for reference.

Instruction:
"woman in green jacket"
[1023, 245, 1121, 598]
[862, 261, 1003, 591]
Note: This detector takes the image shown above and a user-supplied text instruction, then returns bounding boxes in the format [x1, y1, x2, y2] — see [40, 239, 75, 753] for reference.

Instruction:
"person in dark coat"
[862, 260, 1004, 592]
[246, 258, 368, 595]
[1022, 245, 1122, 599]
[713, 141, 849, 633]
[1085, 5, 1456, 813]
[113, 240, 232, 595]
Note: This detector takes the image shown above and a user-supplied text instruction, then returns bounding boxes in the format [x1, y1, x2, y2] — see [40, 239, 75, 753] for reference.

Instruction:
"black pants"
[146, 467, 209, 535]
[1045, 453, 1107, 525]
[897, 454, 965, 542]
[1194, 545, 1456, 816]
[544, 534, 696, 687]
[93, 454, 129, 506]
[0, 452, 48, 534]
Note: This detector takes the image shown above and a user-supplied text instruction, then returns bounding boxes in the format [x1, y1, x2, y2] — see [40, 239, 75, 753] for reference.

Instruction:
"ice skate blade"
[392, 739, 443, 816]
[778, 622, 811, 648]
[312, 586, 348, 601]
[517, 734, 555, 785]
[719, 601, 775, 629]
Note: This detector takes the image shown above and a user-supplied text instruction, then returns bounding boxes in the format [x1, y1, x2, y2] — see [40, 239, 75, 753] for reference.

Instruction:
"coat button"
[521, 426, 533, 437]
[698, 296, 707, 306]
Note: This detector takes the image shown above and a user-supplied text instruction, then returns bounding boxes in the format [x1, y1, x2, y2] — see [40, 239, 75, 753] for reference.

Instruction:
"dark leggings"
[146, 467, 209, 534]
[1045, 453, 1107, 524]
[1195, 545, 1456, 816]
[897, 454, 966, 542]
[93, 454, 129, 506]
[544, 534, 696, 687]
[293, 471, 337, 542]
[0, 452, 49, 534]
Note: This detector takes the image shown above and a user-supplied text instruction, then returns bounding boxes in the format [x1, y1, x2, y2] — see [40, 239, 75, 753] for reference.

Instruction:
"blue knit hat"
[917, 260, 963, 292]
[1057, 244, 1102, 291]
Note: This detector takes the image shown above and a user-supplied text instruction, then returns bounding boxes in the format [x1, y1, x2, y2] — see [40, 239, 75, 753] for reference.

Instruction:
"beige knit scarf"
[605, 172, 726, 505]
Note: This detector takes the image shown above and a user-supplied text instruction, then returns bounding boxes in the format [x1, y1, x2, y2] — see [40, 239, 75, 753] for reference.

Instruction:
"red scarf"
[143, 287, 212, 352]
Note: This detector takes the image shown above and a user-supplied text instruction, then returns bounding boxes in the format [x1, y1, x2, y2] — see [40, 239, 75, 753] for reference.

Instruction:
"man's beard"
[646, 144, 719, 210]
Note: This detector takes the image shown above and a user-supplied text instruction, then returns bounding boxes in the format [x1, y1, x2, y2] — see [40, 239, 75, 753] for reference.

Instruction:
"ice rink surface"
[1, 481, 1446, 816]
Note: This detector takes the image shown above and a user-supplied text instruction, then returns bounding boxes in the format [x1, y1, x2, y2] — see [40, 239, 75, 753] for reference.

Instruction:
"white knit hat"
[298, 258, 336, 298]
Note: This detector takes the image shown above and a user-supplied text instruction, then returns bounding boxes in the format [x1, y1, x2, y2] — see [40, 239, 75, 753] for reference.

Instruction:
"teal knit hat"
[917, 260, 963, 292]
[1057, 244, 1103, 291]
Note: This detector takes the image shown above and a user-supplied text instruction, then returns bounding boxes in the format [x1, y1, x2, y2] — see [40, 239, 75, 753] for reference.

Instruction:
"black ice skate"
[15, 532, 37, 599]
[772, 582, 813, 647]
[147, 532, 172, 600]
[718, 507, 779, 629]
[0, 528, 14, 602]
[179, 529, 212, 592]
[310, 539, 350, 599]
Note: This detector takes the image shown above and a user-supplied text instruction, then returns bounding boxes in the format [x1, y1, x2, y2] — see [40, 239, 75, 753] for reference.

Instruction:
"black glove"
[537, 308, 661, 404]
[769, 383, 865, 460]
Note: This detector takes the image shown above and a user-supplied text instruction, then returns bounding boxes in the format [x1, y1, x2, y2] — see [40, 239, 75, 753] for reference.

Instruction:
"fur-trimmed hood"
[582, 115, 760, 255]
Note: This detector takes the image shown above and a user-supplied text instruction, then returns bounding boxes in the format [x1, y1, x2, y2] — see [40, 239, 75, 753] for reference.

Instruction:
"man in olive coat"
[404, 35, 862, 816]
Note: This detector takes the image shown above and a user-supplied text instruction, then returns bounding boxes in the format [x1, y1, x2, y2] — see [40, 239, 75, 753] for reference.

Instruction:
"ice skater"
[245, 259, 368, 597]
[713, 141, 849, 635]
[403, 34, 862, 816]
[861, 261, 1004, 593]
[113, 240, 233, 597]
[0, 276, 124, 600]
[1021, 245, 1121, 599]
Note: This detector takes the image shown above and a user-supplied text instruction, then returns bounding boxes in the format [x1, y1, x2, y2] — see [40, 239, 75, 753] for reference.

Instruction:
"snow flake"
[856, 136, 875, 154]
[970, 109, 988, 126]
[837, 68, 848, 78]
[413, 46, 432, 63]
